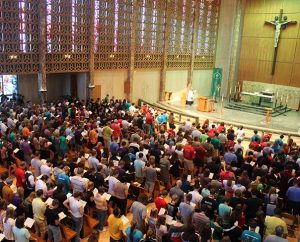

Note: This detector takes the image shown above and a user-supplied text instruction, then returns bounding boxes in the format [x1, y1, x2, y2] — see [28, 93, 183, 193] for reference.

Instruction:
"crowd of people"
[0, 95, 298, 242]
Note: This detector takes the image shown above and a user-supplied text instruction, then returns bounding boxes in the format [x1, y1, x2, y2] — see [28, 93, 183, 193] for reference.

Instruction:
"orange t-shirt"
[89, 129, 98, 145]
[22, 127, 30, 137]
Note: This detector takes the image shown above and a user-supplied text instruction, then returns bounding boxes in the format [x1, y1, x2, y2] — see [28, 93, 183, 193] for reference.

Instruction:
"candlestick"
[221, 95, 224, 102]
[229, 87, 232, 96]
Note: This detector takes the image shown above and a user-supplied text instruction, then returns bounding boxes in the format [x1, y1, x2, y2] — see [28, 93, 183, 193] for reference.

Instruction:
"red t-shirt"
[111, 123, 121, 137]
[249, 141, 259, 151]
[220, 170, 235, 183]
[15, 167, 25, 187]
[155, 197, 167, 212]
[145, 114, 153, 124]
[194, 146, 206, 159]
[183, 144, 195, 160]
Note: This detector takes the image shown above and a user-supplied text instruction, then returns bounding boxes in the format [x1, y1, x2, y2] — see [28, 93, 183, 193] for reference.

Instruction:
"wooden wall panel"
[239, 0, 300, 88]
[276, 39, 297, 62]
[273, 62, 293, 85]
[291, 64, 300, 87]
[238, 59, 256, 81]
[254, 60, 273, 83]
[294, 39, 300, 63]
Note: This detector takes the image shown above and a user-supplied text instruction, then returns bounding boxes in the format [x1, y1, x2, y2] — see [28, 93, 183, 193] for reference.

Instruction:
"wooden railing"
[138, 99, 300, 141]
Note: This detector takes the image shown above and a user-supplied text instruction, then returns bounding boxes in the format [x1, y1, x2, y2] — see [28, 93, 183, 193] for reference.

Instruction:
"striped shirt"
[94, 193, 107, 211]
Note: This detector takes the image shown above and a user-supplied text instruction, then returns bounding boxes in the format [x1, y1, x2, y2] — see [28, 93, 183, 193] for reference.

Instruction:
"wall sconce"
[175, 55, 179, 59]
[64, 54, 71, 59]
[109, 54, 115, 58]
[8, 55, 18, 60]
[146, 55, 150, 58]
[202, 56, 205, 59]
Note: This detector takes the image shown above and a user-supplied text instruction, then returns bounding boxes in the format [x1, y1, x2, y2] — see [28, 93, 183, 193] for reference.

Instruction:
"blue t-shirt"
[241, 230, 261, 242]
[125, 227, 143, 242]
[56, 173, 71, 194]
[286, 186, 300, 202]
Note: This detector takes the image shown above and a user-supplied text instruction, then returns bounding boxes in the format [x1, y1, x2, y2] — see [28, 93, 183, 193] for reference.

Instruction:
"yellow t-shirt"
[107, 214, 124, 240]
[265, 215, 288, 236]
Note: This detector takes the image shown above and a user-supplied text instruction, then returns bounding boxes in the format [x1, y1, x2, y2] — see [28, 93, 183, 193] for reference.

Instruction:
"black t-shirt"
[223, 225, 242, 242]
[229, 197, 245, 210]
[201, 196, 217, 219]
[245, 197, 263, 220]
[45, 207, 59, 226]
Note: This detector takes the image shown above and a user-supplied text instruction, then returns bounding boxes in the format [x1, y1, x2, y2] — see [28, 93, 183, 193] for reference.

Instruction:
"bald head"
[176, 180, 182, 187]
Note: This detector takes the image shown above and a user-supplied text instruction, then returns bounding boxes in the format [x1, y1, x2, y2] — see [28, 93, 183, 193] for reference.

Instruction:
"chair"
[59, 224, 77, 242]
[29, 231, 46, 242]
[83, 214, 100, 237]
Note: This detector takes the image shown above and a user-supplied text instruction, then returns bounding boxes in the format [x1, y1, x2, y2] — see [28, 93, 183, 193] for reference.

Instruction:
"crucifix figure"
[265, 9, 297, 75]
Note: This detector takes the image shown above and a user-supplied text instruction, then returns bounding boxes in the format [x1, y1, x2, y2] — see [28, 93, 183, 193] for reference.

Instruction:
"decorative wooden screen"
[194, 0, 220, 69]
[94, 0, 132, 70]
[134, 0, 166, 69]
[0, 0, 39, 74]
[167, 0, 195, 69]
[45, 0, 90, 72]
[0, 0, 220, 74]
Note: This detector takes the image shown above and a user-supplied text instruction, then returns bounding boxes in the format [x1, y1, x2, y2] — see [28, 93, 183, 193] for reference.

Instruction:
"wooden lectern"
[181, 92, 187, 106]
[197, 97, 208, 111]
[197, 97, 214, 112]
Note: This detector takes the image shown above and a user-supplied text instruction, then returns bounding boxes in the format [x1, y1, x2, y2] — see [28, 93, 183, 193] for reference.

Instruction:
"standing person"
[183, 142, 195, 176]
[2, 178, 14, 204]
[15, 161, 26, 188]
[94, 187, 108, 232]
[154, 191, 168, 212]
[286, 179, 300, 218]
[134, 153, 145, 184]
[12, 216, 30, 242]
[107, 207, 124, 242]
[159, 154, 170, 190]
[144, 157, 157, 197]
[179, 193, 194, 225]
[31, 151, 42, 177]
[32, 189, 47, 239]
[241, 219, 261, 242]
[63, 192, 84, 242]
[264, 226, 288, 242]
[113, 176, 129, 216]
[130, 194, 148, 233]
[3, 207, 15, 242]
[103, 122, 113, 150]
[125, 221, 143, 242]
[45, 199, 62, 242]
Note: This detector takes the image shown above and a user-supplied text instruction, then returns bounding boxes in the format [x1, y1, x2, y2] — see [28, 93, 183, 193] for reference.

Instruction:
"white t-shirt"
[188, 190, 203, 204]
[3, 217, 15, 240]
[69, 197, 83, 218]
[236, 129, 245, 141]
[108, 176, 119, 194]
[35, 179, 47, 194]
[41, 164, 52, 177]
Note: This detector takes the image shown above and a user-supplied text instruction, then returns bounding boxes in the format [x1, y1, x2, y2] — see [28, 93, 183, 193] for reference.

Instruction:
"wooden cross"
[265, 9, 297, 75]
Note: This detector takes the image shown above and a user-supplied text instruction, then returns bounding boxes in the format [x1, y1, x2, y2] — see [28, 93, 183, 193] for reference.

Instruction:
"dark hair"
[113, 207, 121, 218]
[36, 189, 44, 197]
[138, 194, 148, 205]
[73, 191, 83, 198]
[15, 216, 25, 229]
[52, 199, 59, 207]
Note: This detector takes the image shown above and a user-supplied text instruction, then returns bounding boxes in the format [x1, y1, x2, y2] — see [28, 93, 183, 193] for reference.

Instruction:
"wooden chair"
[83, 214, 100, 237]
[59, 224, 77, 242]
[29, 231, 46, 242]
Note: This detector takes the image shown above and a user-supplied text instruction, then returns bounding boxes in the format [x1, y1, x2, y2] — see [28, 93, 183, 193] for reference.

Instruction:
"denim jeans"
[95, 209, 107, 231]
[72, 215, 83, 242]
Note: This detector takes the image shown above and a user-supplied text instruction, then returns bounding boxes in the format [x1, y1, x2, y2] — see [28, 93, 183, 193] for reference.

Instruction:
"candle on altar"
[221, 95, 224, 102]
[286, 94, 289, 104]
[229, 87, 232, 96]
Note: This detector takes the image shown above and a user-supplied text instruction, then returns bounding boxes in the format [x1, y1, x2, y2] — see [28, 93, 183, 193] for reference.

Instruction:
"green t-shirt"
[59, 136, 67, 149]
[211, 137, 220, 149]
[200, 134, 208, 142]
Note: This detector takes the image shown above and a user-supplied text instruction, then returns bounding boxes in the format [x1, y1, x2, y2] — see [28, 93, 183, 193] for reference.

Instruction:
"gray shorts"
[48, 224, 62, 242]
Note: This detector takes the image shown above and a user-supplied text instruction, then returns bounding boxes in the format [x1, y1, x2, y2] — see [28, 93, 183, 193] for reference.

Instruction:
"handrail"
[138, 99, 200, 125]
[138, 99, 300, 140]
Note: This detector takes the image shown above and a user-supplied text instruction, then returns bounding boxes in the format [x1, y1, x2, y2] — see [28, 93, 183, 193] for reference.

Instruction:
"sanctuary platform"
[158, 100, 300, 135]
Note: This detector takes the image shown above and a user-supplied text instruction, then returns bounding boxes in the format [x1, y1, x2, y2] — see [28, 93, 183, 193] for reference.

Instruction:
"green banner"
[210, 68, 222, 97]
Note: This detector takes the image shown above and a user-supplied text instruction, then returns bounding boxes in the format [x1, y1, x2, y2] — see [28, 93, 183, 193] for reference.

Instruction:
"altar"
[240, 91, 275, 108]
